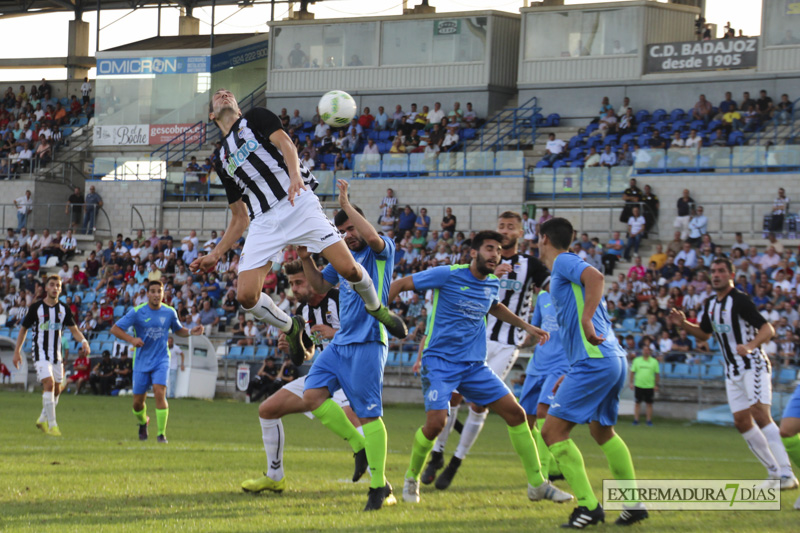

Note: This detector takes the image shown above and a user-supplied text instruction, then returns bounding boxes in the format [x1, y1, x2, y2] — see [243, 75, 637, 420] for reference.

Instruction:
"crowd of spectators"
[539, 90, 793, 172]
[0, 78, 94, 179]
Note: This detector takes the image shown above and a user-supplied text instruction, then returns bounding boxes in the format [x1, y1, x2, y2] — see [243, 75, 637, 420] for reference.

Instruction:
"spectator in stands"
[389, 137, 405, 154]
[597, 109, 617, 138]
[596, 96, 612, 122]
[757, 90, 774, 121]
[405, 129, 421, 151]
[620, 177, 642, 224]
[583, 146, 600, 167]
[769, 187, 790, 233]
[624, 205, 646, 260]
[687, 206, 708, 246]
[13, 190, 31, 231]
[716, 91, 737, 119]
[670, 131, 685, 148]
[776, 94, 793, 125]
[600, 145, 617, 167]
[246, 357, 278, 402]
[341, 129, 360, 154]
[89, 351, 115, 395]
[675, 242, 698, 269]
[441, 124, 459, 152]
[692, 94, 713, 124]
[463, 103, 478, 128]
[362, 138, 380, 155]
[603, 231, 624, 274]
[647, 130, 666, 149]
[373, 106, 389, 131]
[83, 185, 102, 235]
[543, 133, 565, 165]
[346, 118, 363, 139]
[617, 142, 634, 166]
[287, 109, 303, 129]
[765, 231, 784, 254]
[742, 104, 760, 132]
[641, 184, 660, 234]
[448, 102, 463, 124]
[710, 128, 727, 147]
[66, 187, 83, 232]
[415, 207, 431, 237]
[618, 107, 635, 135]
[313, 120, 330, 143]
[390, 105, 405, 131]
[427, 102, 445, 131]
[358, 107, 374, 130]
[618, 96, 632, 113]
[428, 123, 444, 150]
[441, 207, 456, 234]
[673, 189, 694, 240]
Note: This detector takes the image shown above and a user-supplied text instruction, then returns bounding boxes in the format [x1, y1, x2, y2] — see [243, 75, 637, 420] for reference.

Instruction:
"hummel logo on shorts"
[460, 286, 470, 291]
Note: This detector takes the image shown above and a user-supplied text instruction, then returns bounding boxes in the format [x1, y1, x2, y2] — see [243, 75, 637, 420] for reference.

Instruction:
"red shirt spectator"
[628, 263, 646, 281]
[262, 271, 278, 293]
[69, 302, 79, 317]
[0, 361, 10, 378]
[70, 98, 82, 115]
[358, 109, 375, 129]
[70, 355, 91, 380]
[23, 256, 39, 272]
[73, 270, 89, 287]
[124, 269, 136, 282]
[106, 285, 118, 301]
[99, 304, 114, 326]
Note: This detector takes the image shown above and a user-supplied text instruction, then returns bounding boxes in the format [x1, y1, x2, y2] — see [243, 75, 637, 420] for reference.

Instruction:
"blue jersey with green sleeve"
[115, 303, 183, 372]
[412, 264, 499, 363]
[526, 291, 570, 376]
[549, 252, 625, 365]
[321, 236, 394, 346]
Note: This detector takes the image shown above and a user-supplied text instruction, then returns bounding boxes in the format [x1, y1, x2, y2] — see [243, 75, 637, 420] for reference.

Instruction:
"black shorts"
[634, 386, 655, 404]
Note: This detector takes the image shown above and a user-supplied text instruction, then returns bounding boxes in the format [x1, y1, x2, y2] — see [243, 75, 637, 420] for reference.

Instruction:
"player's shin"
[350, 263, 381, 312]
[600, 435, 639, 501]
[742, 426, 780, 477]
[362, 419, 388, 489]
[261, 418, 285, 482]
[406, 427, 435, 481]
[781, 435, 800, 470]
[455, 408, 488, 459]
[133, 405, 147, 425]
[42, 391, 57, 427]
[549, 439, 599, 510]
[245, 292, 293, 333]
[156, 408, 169, 437]
[312, 399, 365, 453]
[507, 422, 545, 487]
[532, 420, 552, 478]
[433, 404, 460, 453]
[761, 422, 794, 477]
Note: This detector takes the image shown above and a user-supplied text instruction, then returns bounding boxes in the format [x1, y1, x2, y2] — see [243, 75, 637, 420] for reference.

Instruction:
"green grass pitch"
[1, 391, 797, 532]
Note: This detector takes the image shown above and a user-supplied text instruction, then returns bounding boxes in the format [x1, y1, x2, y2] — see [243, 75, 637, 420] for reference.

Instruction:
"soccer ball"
[319, 90, 357, 127]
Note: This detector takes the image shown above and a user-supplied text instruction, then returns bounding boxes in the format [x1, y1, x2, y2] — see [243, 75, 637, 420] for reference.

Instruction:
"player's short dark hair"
[711, 257, 735, 274]
[539, 217, 574, 250]
[283, 260, 304, 276]
[471, 230, 504, 250]
[334, 205, 364, 227]
[148, 280, 163, 289]
[45, 275, 61, 285]
[498, 211, 522, 223]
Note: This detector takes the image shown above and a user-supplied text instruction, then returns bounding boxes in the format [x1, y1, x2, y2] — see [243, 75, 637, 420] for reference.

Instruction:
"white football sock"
[761, 422, 794, 478]
[260, 417, 285, 482]
[43, 391, 57, 428]
[245, 293, 292, 333]
[433, 403, 461, 453]
[356, 426, 365, 437]
[351, 263, 381, 312]
[39, 391, 61, 423]
[454, 408, 488, 460]
[742, 426, 779, 477]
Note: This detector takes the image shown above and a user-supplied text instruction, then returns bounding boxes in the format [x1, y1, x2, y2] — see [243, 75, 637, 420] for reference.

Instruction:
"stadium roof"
[0, 0, 307, 19]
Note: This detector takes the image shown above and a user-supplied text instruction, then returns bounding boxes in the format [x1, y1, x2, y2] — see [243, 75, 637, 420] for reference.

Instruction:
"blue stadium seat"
[705, 365, 725, 380]
[62, 127, 73, 137]
[535, 159, 551, 169]
[635, 110, 649, 123]
[302, 121, 313, 131]
[385, 351, 401, 367]
[621, 317, 639, 332]
[462, 128, 476, 140]
[584, 123, 599, 135]
[23, 338, 32, 352]
[59, 97, 69, 106]
[401, 352, 417, 367]
[544, 113, 561, 127]
[670, 108, 686, 121]
[113, 305, 125, 318]
[651, 109, 667, 122]
[90, 340, 102, 353]
[255, 346, 270, 359]
[228, 345, 243, 358]
[101, 342, 114, 353]
[76, 117, 88, 127]
[378, 130, 391, 141]
[83, 292, 96, 304]
[779, 368, 798, 384]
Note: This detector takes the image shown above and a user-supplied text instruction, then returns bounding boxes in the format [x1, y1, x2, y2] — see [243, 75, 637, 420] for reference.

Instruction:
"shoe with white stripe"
[561, 505, 605, 529]
[615, 502, 649, 526]
[528, 481, 574, 503]
[403, 477, 420, 504]
[794, 494, 800, 510]
[781, 475, 799, 490]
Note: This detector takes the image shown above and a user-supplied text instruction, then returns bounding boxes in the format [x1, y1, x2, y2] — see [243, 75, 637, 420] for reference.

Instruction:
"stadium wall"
[0, 180, 81, 232]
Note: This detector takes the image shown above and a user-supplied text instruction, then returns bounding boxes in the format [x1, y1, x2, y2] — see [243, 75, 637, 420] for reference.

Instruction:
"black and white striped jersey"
[487, 253, 550, 346]
[21, 300, 76, 364]
[700, 288, 769, 378]
[216, 107, 318, 220]
[298, 289, 340, 351]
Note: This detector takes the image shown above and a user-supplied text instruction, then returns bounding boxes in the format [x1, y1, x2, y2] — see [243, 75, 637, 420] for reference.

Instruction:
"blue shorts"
[304, 341, 387, 419]
[782, 383, 800, 420]
[519, 372, 563, 415]
[549, 356, 627, 426]
[132, 360, 169, 395]
[421, 356, 510, 412]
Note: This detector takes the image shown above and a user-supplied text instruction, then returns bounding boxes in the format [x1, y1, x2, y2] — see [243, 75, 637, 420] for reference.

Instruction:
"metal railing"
[745, 95, 800, 146]
[351, 151, 526, 177]
[0, 202, 112, 238]
[130, 203, 231, 236]
[91, 157, 167, 181]
[475, 96, 541, 151]
[528, 145, 800, 200]
[148, 82, 267, 168]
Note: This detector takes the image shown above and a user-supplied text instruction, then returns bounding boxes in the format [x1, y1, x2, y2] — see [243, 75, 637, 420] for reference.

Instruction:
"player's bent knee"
[236, 292, 258, 310]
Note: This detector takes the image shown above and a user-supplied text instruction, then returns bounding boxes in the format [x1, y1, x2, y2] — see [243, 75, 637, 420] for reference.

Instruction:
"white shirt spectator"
[627, 215, 645, 235]
[761, 308, 781, 323]
[40, 127, 53, 140]
[61, 235, 77, 252]
[18, 149, 33, 161]
[183, 247, 198, 265]
[671, 137, 686, 148]
[314, 122, 330, 140]
[685, 135, 702, 149]
[81, 81, 92, 97]
[59, 265, 73, 282]
[523, 218, 536, 241]
[301, 154, 315, 170]
[443, 131, 460, 148]
[675, 248, 698, 269]
[34, 108, 45, 121]
[774, 279, 792, 292]
[363, 142, 380, 155]
[546, 138, 566, 155]
[683, 292, 703, 311]
[659, 337, 673, 354]
[168, 343, 184, 371]
[181, 234, 199, 252]
[599, 151, 617, 166]
[428, 108, 445, 125]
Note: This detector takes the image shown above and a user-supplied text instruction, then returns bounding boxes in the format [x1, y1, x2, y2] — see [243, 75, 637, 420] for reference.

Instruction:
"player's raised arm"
[190, 200, 249, 273]
[388, 275, 415, 304]
[489, 302, 549, 345]
[337, 180, 385, 253]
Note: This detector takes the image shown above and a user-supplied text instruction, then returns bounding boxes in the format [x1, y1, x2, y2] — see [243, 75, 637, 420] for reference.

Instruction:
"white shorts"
[239, 190, 341, 273]
[283, 375, 350, 420]
[35, 360, 63, 384]
[725, 358, 772, 413]
[486, 340, 520, 380]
